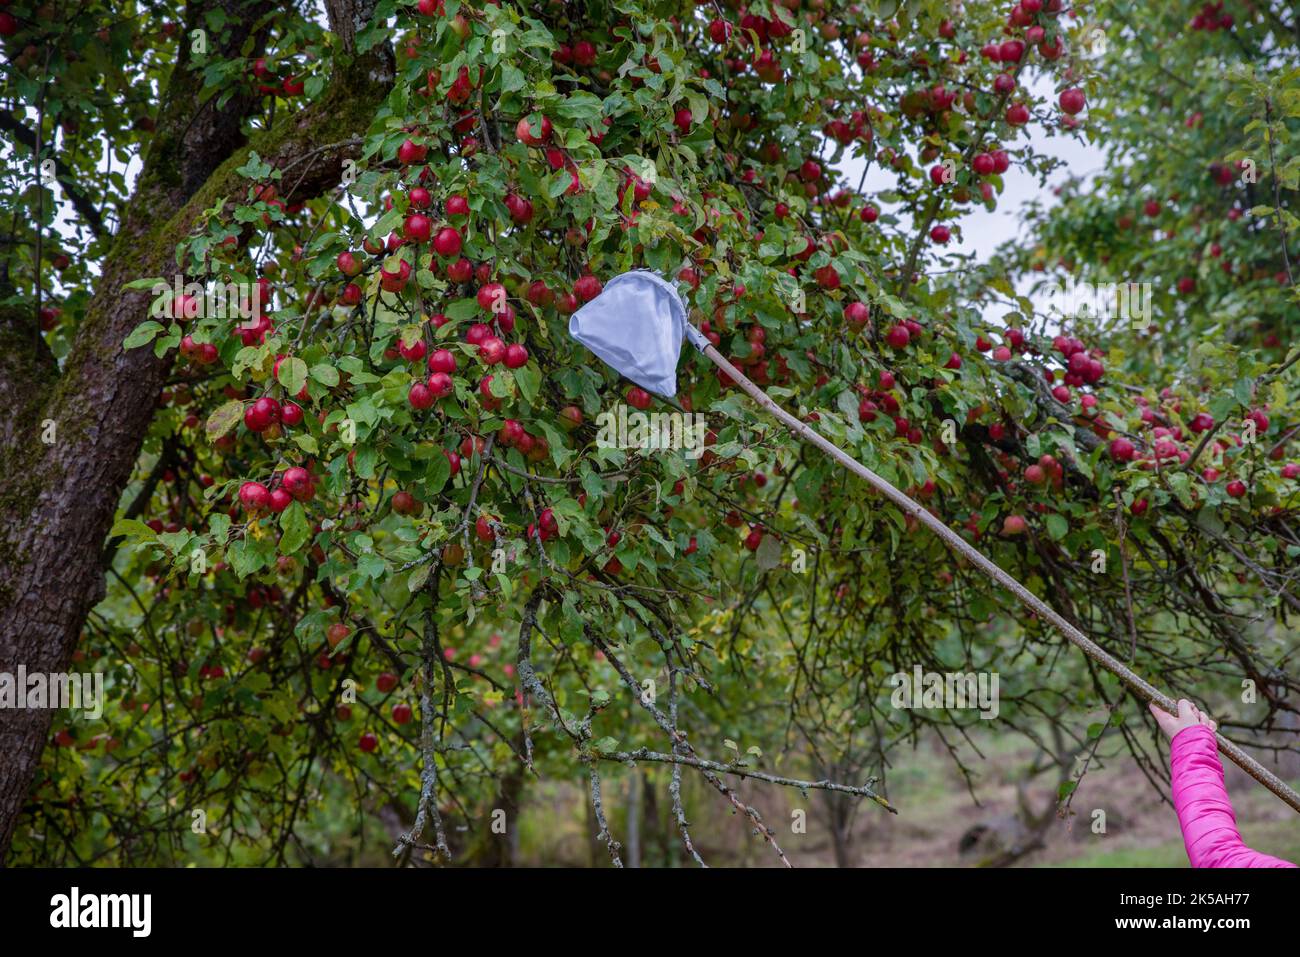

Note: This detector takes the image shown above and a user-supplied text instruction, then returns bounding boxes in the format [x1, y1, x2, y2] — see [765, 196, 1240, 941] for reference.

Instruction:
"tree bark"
[625, 772, 642, 868]
[0, 0, 392, 863]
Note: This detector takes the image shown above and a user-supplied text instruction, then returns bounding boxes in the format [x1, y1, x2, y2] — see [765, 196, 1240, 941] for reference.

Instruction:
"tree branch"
[0, 110, 108, 240]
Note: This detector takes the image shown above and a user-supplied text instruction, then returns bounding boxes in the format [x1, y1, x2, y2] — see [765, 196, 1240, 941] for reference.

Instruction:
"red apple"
[1109, 437, 1136, 462]
[432, 227, 463, 257]
[239, 481, 271, 513]
[516, 113, 553, 146]
[886, 324, 910, 348]
[478, 336, 506, 365]
[1059, 88, 1086, 115]
[504, 343, 529, 368]
[428, 348, 457, 374]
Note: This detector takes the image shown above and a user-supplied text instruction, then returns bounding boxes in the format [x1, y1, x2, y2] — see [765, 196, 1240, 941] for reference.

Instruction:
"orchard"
[0, 0, 1298, 871]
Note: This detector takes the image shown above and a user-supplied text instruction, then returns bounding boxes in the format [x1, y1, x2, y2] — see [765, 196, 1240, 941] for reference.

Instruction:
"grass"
[1056, 820, 1300, 868]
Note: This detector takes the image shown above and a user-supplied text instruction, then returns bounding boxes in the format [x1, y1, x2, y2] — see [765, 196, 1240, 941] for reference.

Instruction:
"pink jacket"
[1170, 725, 1296, 868]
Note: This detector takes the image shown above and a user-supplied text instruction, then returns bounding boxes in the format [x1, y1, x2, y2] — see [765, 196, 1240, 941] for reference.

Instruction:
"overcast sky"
[839, 73, 1108, 269]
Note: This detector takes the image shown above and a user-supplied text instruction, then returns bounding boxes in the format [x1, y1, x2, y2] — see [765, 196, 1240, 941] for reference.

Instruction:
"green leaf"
[548, 168, 574, 198]
[514, 363, 540, 403]
[553, 92, 604, 122]
[109, 518, 157, 541]
[1233, 377, 1254, 406]
[236, 151, 274, 181]
[500, 63, 525, 92]
[408, 563, 431, 593]
[279, 502, 311, 555]
[228, 538, 270, 579]
[357, 552, 387, 580]
[425, 447, 452, 495]
[206, 399, 244, 440]
[836, 389, 860, 423]
[277, 357, 308, 396]
[1196, 505, 1225, 536]
[444, 297, 479, 321]
[121, 277, 166, 291]
[154, 328, 182, 358]
[372, 207, 403, 240]
[687, 91, 708, 123]
[158, 530, 196, 557]
[1045, 514, 1069, 541]
[310, 362, 340, 387]
[123, 321, 164, 349]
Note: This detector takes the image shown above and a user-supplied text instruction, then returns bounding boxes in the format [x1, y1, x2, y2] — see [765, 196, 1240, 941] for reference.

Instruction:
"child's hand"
[1149, 698, 1217, 739]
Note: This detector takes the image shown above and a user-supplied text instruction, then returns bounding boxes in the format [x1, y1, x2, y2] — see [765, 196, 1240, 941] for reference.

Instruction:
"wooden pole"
[700, 341, 1300, 814]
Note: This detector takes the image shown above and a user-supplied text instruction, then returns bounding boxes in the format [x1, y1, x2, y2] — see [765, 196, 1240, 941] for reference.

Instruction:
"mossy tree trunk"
[0, 0, 392, 862]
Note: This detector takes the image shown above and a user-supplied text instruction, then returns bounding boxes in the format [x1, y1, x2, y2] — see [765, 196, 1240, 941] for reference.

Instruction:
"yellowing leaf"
[206, 399, 244, 440]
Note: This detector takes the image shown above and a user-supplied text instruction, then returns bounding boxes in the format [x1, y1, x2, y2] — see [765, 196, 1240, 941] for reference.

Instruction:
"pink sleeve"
[1169, 725, 1296, 868]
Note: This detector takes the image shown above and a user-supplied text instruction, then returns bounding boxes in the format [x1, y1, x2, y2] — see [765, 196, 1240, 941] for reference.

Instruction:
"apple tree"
[2, 0, 1298, 866]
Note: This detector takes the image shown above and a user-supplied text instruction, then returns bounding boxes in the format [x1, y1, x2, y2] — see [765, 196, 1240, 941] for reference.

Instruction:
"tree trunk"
[625, 772, 642, 868]
[829, 808, 855, 869]
[643, 770, 670, 867]
[813, 754, 862, 867]
[0, 0, 392, 863]
[466, 737, 527, 867]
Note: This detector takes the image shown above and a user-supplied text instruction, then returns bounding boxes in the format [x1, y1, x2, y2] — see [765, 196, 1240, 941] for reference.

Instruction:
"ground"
[500, 728, 1300, 868]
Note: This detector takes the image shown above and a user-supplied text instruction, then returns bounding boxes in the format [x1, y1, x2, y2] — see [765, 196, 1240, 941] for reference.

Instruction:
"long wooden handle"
[700, 341, 1300, 814]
